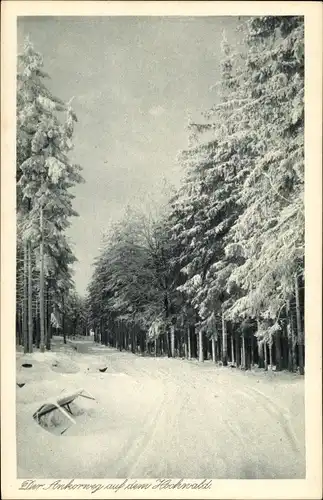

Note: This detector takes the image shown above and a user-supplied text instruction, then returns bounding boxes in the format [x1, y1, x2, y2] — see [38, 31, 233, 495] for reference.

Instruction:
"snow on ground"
[16, 336, 305, 479]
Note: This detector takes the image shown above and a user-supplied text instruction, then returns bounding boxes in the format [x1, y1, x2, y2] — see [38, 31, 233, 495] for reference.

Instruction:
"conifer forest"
[15, 15, 307, 480]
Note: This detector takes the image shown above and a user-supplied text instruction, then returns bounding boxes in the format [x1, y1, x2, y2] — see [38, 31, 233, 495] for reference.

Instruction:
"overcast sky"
[18, 16, 241, 295]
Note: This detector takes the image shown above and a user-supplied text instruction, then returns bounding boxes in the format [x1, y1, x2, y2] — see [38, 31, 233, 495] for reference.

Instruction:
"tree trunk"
[294, 273, 304, 375]
[160, 334, 164, 356]
[235, 333, 240, 367]
[23, 241, 28, 353]
[26, 241, 33, 352]
[256, 320, 264, 369]
[130, 327, 134, 353]
[222, 311, 228, 366]
[119, 326, 122, 350]
[264, 342, 268, 371]
[246, 338, 252, 370]
[281, 328, 288, 370]
[164, 293, 171, 357]
[45, 285, 50, 350]
[35, 298, 40, 348]
[120, 325, 124, 350]
[140, 332, 143, 354]
[241, 336, 246, 369]
[101, 318, 105, 345]
[192, 326, 197, 359]
[187, 326, 191, 360]
[62, 311, 65, 344]
[211, 336, 216, 363]
[275, 330, 282, 371]
[133, 329, 137, 354]
[204, 337, 209, 361]
[286, 300, 296, 372]
[116, 328, 119, 350]
[49, 295, 53, 340]
[184, 337, 188, 359]
[269, 341, 273, 369]
[231, 333, 235, 365]
[16, 309, 21, 346]
[165, 325, 171, 358]
[250, 335, 254, 367]
[198, 327, 204, 362]
[39, 207, 45, 353]
[217, 334, 221, 361]
[48, 309, 52, 341]
[258, 341, 263, 369]
[170, 325, 175, 358]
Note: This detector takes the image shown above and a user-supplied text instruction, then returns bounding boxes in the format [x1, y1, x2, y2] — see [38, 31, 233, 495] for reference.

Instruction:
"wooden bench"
[33, 389, 96, 435]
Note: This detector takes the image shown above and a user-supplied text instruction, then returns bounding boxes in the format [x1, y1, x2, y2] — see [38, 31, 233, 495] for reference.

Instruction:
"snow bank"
[16, 339, 305, 479]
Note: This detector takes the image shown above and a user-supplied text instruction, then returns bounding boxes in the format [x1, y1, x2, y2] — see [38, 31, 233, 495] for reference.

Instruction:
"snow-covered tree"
[164, 18, 304, 372]
[16, 38, 83, 351]
[167, 30, 248, 364]
[87, 17, 304, 373]
[224, 16, 304, 372]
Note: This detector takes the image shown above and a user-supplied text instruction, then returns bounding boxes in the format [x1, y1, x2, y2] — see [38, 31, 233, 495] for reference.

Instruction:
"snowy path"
[16, 338, 305, 479]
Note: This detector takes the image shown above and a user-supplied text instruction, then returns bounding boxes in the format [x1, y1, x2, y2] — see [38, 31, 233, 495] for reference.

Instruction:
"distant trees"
[87, 207, 173, 354]
[16, 38, 84, 351]
[87, 16, 304, 373]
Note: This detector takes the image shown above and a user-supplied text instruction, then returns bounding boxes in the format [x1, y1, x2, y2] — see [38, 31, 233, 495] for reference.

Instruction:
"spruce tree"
[17, 38, 83, 351]
[225, 17, 304, 372]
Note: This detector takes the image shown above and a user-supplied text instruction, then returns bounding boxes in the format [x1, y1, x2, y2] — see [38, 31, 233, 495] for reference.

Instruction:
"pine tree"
[224, 17, 304, 373]
[86, 17, 304, 373]
[17, 38, 84, 351]
[167, 31, 249, 364]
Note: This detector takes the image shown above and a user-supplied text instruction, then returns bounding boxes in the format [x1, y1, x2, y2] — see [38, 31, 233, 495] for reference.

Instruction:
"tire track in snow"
[180, 374, 233, 478]
[113, 379, 167, 477]
[48, 343, 303, 478]
[118, 360, 190, 478]
[115, 362, 191, 477]
[244, 385, 301, 454]
[233, 386, 301, 454]
[126, 385, 186, 477]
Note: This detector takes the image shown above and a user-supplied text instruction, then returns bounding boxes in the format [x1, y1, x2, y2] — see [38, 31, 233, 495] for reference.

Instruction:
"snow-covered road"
[16, 338, 305, 479]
